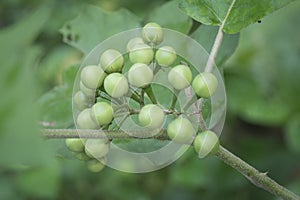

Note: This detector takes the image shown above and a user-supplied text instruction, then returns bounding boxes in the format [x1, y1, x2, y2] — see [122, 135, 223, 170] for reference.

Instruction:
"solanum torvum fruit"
[129, 43, 154, 64]
[100, 49, 124, 73]
[142, 22, 163, 45]
[167, 116, 196, 143]
[81, 65, 106, 90]
[127, 63, 154, 88]
[104, 73, 129, 98]
[138, 104, 165, 129]
[192, 72, 218, 98]
[155, 46, 177, 67]
[168, 64, 192, 90]
[91, 102, 114, 126]
[193, 130, 219, 158]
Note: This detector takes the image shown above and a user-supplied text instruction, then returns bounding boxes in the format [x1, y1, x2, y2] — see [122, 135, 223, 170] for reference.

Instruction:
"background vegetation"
[0, 0, 299, 199]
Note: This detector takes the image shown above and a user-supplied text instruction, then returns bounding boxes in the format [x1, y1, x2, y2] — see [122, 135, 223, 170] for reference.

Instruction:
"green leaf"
[114, 139, 168, 153]
[37, 65, 78, 129]
[225, 73, 290, 125]
[146, 0, 193, 34]
[0, 6, 51, 53]
[0, 6, 55, 167]
[179, 0, 297, 34]
[60, 5, 141, 54]
[38, 46, 81, 87]
[284, 116, 300, 154]
[224, 1, 300, 125]
[191, 25, 239, 66]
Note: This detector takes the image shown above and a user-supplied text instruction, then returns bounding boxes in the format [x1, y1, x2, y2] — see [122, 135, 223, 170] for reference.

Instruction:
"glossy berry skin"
[73, 91, 89, 110]
[91, 102, 114, 126]
[65, 138, 85, 152]
[126, 37, 144, 52]
[104, 73, 129, 98]
[142, 22, 163, 45]
[85, 139, 110, 159]
[80, 81, 95, 98]
[100, 49, 124, 73]
[167, 116, 196, 144]
[77, 108, 99, 129]
[193, 130, 219, 158]
[168, 65, 192, 90]
[80, 65, 106, 90]
[128, 63, 153, 88]
[86, 159, 106, 173]
[192, 72, 218, 98]
[155, 46, 177, 67]
[129, 43, 154, 64]
[138, 104, 165, 129]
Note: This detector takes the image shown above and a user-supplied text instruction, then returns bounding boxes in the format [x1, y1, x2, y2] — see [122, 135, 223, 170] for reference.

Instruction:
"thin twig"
[41, 128, 300, 199]
[216, 146, 300, 200]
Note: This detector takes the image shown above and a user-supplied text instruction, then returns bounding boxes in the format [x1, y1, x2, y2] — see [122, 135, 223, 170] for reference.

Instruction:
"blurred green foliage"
[0, 0, 299, 199]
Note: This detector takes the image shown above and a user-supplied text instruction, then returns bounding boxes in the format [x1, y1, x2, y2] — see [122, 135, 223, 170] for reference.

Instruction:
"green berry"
[80, 65, 106, 90]
[193, 130, 219, 158]
[92, 102, 114, 126]
[142, 22, 163, 45]
[138, 104, 165, 129]
[86, 159, 106, 173]
[74, 152, 91, 161]
[104, 73, 129, 98]
[77, 108, 99, 129]
[100, 49, 124, 73]
[168, 65, 192, 90]
[85, 139, 110, 159]
[80, 81, 95, 98]
[167, 116, 196, 144]
[155, 46, 177, 67]
[192, 72, 218, 98]
[73, 91, 89, 110]
[65, 138, 85, 152]
[129, 43, 154, 64]
[128, 63, 153, 88]
[126, 37, 144, 52]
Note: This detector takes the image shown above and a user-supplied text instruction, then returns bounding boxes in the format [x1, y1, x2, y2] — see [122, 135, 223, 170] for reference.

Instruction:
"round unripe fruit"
[155, 46, 177, 67]
[86, 159, 105, 173]
[85, 139, 110, 158]
[74, 152, 91, 161]
[80, 65, 106, 90]
[129, 43, 154, 64]
[167, 116, 196, 144]
[77, 108, 99, 129]
[73, 91, 89, 110]
[128, 63, 153, 88]
[91, 102, 114, 126]
[80, 81, 95, 98]
[100, 49, 124, 73]
[168, 65, 192, 90]
[194, 130, 219, 158]
[138, 104, 165, 129]
[192, 72, 218, 98]
[126, 37, 144, 52]
[104, 73, 129, 98]
[142, 22, 163, 45]
[65, 138, 85, 152]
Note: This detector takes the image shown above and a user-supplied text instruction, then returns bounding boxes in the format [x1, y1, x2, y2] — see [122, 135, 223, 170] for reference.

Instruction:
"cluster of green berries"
[70, 22, 220, 172]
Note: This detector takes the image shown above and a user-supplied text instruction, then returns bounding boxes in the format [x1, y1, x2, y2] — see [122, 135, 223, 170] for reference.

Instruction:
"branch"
[204, 0, 236, 73]
[204, 27, 224, 72]
[41, 129, 300, 200]
[41, 129, 169, 140]
[216, 146, 300, 200]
